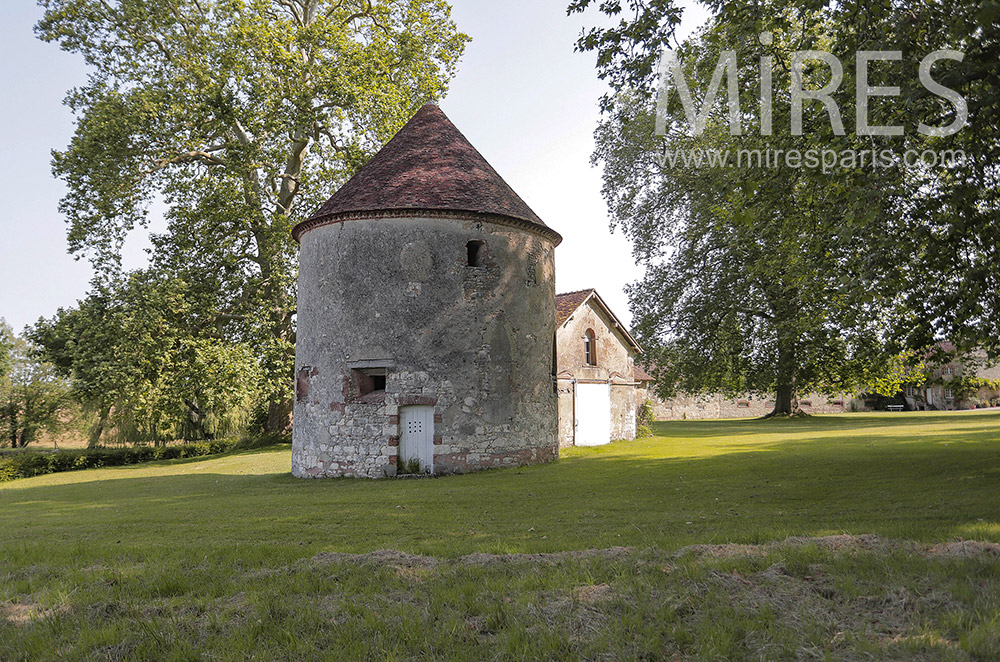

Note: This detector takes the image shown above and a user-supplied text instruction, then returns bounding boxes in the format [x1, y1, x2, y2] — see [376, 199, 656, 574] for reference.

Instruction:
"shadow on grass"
[1, 415, 998, 556]
[650, 410, 1000, 438]
[1, 442, 294, 487]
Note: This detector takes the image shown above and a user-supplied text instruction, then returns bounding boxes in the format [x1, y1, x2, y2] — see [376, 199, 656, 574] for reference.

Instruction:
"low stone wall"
[641, 392, 862, 420]
[433, 446, 556, 474]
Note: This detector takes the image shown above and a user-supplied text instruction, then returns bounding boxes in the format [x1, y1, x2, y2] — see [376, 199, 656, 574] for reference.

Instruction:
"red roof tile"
[633, 365, 654, 382]
[555, 289, 595, 326]
[556, 289, 643, 354]
[294, 104, 560, 243]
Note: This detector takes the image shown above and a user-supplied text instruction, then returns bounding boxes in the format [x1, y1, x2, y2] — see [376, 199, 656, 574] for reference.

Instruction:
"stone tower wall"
[292, 214, 558, 478]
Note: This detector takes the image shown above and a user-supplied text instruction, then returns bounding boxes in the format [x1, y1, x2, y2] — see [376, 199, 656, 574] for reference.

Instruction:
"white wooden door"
[575, 382, 611, 446]
[399, 405, 434, 473]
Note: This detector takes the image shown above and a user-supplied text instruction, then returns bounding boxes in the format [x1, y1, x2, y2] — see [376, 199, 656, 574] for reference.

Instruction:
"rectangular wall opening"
[352, 367, 387, 401]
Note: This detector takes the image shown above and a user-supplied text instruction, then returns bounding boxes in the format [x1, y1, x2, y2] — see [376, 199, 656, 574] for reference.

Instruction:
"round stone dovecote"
[291, 105, 562, 478]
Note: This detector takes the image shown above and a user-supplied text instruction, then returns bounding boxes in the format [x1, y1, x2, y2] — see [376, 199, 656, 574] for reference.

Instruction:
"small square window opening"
[467, 240, 485, 267]
[354, 368, 387, 398]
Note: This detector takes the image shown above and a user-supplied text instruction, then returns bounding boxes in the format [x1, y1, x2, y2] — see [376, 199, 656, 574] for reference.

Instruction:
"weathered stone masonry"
[292, 105, 563, 478]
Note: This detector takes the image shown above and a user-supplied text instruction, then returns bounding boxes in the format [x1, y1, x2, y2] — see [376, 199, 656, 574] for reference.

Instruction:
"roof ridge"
[555, 288, 642, 354]
[556, 288, 596, 298]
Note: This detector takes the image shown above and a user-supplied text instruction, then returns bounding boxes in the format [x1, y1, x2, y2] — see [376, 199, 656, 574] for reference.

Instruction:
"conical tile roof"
[293, 104, 560, 243]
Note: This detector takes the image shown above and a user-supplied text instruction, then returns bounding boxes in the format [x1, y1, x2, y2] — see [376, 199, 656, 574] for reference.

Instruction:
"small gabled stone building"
[291, 104, 563, 478]
[554, 289, 643, 446]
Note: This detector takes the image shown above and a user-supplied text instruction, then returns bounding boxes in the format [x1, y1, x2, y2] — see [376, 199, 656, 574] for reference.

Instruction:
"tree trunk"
[10, 409, 19, 448]
[769, 382, 805, 417]
[184, 399, 215, 440]
[88, 408, 108, 448]
[765, 327, 807, 418]
[266, 398, 292, 434]
[261, 285, 294, 435]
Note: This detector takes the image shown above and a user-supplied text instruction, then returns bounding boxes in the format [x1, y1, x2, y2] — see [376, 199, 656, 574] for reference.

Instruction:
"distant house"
[555, 289, 643, 446]
[906, 344, 1000, 410]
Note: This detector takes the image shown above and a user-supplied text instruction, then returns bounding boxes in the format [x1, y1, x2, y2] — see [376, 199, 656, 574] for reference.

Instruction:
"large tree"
[37, 0, 469, 430]
[593, 17, 909, 414]
[569, 0, 1000, 363]
[826, 0, 1000, 359]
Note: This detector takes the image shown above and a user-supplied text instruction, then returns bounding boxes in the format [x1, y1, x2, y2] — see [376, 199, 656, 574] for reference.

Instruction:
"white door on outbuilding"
[575, 382, 611, 446]
[399, 405, 434, 473]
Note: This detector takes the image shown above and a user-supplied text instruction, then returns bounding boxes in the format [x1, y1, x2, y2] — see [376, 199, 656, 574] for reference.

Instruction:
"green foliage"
[398, 457, 424, 475]
[0, 329, 77, 448]
[31, 271, 264, 445]
[0, 319, 13, 381]
[36, 0, 469, 429]
[819, 0, 1000, 359]
[594, 20, 906, 413]
[567, 0, 684, 113]
[636, 398, 654, 437]
[570, 0, 1000, 361]
[866, 352, 927, 398]
[942, 375, 1000, 399]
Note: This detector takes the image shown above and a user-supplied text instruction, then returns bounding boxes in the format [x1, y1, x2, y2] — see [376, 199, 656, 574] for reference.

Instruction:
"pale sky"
[0, 0, 708, 334]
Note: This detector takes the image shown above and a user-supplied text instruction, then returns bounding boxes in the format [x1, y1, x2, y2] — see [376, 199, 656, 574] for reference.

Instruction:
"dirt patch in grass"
[927, 540, 1000, 558]
[570, 583, 614, 604]
[311, 546, 635, 569]
[533, 584, 616, 644]
[675, 533, 1000, 560]
[303, 535, 999, 658]
[1, 601, 67, 626]
[458, 546, 634, 567]
[311, 549, 440, 568]
[677, 533, 890, 559]
[311, 535, 1000, 568]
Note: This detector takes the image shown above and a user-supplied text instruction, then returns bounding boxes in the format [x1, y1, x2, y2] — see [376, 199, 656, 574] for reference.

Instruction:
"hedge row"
[0, 437, 280, 483]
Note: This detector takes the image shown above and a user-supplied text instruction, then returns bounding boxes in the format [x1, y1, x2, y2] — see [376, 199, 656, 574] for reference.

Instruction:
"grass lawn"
[2, 411, 999, 659]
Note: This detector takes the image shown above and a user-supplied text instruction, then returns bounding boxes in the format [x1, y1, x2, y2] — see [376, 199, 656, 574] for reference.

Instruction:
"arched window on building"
[584, 329, 597, 366]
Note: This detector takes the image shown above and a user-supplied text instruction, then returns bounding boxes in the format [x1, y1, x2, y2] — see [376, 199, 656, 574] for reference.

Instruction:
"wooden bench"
[886, 404, 905, 412]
